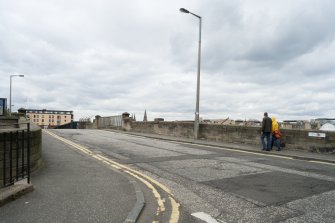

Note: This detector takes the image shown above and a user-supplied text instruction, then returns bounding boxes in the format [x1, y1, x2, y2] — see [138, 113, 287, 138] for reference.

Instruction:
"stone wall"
[127, 121, 335, 153]
[130, 121, 194, 138]
[0, 124, 42, 187]
[94, 115, 123, 129]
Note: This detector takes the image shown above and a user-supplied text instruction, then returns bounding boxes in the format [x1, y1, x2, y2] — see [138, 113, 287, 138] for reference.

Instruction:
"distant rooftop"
[19, 108, 73, 115]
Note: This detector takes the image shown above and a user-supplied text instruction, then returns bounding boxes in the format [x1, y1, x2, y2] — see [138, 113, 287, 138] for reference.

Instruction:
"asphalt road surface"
[52, 129, 335, 223]
[3, 129, 335, 223]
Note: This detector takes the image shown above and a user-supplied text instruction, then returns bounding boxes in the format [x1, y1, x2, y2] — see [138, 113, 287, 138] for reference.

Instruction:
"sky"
[1, 0, 335, 122]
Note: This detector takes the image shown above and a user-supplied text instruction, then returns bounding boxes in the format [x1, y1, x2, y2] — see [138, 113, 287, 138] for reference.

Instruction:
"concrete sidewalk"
[0, 180, 34, 207]
[0, 132, 143, 223]
[106, 130, 335, 164]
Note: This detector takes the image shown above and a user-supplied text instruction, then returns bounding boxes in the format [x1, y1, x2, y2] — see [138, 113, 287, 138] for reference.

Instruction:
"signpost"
[0, 98, 7, 116]
[308, 132, 326, 138]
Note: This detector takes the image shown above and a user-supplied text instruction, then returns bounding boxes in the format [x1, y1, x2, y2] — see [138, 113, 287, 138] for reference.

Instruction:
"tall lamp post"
[9, 74, 24, 115]
[179, 8, 202, 139]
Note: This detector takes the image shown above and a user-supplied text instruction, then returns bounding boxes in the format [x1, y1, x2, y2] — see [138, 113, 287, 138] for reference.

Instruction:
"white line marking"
[309, 160, 335, 166]
[174, 140, 294, 160]
[110, 131, 335, 166]
[191, 212, 222, 223]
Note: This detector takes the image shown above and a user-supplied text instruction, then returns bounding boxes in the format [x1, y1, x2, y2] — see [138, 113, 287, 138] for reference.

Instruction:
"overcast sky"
[1, 0, 335, 121]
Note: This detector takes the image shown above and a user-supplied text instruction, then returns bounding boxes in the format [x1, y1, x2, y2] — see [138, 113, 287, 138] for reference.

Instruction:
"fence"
[1, 123, 30, 187]
[78, 117, 93, 129]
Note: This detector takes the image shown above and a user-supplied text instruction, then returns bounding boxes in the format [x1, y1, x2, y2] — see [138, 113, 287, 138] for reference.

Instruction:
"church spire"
[143, 109, 147, 122]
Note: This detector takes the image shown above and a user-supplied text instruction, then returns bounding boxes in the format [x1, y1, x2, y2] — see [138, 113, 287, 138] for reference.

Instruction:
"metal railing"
[1, 123, 30, 187]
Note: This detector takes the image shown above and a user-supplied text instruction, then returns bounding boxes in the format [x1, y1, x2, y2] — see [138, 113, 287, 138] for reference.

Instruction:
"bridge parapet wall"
[0, 122, 42, 188]
[128, 121, 335, 153]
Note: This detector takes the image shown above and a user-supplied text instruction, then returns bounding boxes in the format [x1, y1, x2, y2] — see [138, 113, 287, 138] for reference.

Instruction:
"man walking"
[261, 112, 272, 151]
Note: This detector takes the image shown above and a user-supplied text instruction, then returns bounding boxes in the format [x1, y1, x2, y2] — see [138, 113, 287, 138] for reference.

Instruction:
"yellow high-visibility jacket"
[272, 117, 279, 133]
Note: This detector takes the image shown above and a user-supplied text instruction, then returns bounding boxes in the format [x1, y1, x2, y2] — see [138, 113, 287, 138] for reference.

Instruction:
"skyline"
[1, 0, 335, 121]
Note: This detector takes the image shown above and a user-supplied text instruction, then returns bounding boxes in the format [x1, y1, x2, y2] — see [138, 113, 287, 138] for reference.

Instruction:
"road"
[2, 129, 335, 223]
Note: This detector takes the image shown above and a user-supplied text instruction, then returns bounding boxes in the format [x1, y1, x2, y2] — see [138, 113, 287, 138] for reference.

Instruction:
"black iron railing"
[1, 123, 30, 187]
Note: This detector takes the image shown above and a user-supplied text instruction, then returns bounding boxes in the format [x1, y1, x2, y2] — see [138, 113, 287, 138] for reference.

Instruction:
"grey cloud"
[1, 0, 335, 121]
[202, 0, 335, 74]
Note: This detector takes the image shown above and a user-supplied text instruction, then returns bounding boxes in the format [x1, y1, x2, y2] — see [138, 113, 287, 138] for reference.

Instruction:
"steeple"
[143, 109, 147, 122]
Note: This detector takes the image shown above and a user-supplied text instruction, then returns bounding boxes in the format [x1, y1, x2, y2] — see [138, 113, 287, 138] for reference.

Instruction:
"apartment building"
[19, 108, 73, 128]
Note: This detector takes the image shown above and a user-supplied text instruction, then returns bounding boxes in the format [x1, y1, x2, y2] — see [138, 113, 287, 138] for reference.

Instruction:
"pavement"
[0, 131, 141, 223]
[1, 129, 335, 222]
[0, 180, 34, 207]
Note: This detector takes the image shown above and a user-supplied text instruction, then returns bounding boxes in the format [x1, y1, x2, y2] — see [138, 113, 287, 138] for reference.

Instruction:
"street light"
[179, 8, 202, 139]
[10, 74, 24, 115]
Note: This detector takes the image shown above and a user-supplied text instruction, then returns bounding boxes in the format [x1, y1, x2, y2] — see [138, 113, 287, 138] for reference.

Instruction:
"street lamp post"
[9, 74, 24, 115]
[179, 8, 202, 139]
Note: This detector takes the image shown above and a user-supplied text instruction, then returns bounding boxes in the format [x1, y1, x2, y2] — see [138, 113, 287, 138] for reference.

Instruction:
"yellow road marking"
[169, 196, 180, 223]
[44, 130, 180, 223]
[125, 170, 166, 214]
[96, 154, 182, 223]
[95, 154, 172, 194]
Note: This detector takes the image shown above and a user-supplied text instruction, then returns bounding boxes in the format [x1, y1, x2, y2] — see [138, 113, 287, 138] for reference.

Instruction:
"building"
[315, 118, 335, 126]
[18, 108, 73, 128]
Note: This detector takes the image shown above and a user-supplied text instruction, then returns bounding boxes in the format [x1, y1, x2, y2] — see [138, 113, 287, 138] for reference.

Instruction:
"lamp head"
[179, 8, 189, 13]
[10, 74, 25, 78]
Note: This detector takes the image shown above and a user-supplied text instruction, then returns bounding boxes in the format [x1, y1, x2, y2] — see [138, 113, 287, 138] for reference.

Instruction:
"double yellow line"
[44, 130, 180, 223]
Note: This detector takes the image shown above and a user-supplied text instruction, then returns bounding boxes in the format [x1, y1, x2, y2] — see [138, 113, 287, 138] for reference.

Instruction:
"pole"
[27, 122, 31, 184]
[179, 8, 202, 139]
[194, 16, 202, 139]
[9, 76, 12, 115]
[9, 74, 24, 116]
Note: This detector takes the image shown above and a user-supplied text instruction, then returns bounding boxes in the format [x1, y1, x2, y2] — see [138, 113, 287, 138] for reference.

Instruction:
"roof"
[25, 109, 73, 113]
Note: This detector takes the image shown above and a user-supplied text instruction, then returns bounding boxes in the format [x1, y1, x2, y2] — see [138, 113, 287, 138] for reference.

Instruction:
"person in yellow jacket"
[271, 117, 281, 151]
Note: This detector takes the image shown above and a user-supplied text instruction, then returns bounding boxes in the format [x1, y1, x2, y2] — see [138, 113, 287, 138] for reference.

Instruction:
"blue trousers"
[272, 135, 281, 150]
[261, 132, 271, 150]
